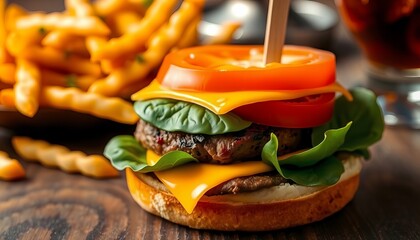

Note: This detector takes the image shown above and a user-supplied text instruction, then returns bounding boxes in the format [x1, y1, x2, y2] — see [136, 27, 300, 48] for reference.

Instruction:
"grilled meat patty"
[205, 173, 291, 196]
[135, 119, 310, 164]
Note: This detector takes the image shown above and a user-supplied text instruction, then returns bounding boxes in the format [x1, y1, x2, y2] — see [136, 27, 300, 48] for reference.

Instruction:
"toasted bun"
[126, 155, 362, 231]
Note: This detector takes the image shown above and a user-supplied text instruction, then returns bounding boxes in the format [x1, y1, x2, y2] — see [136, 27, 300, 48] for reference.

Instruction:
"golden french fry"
[42, 31, 89, 57]
[94, 0, 146, 17]
[0, 88, 15, 107]
[85, 36, 106, 59]
[118, 74, 153, 99]
[111, 10, 143, 36]
[76, 155, 119, 178]
[89, 0, 204, 96]
[0, 151, 26, 181]
[0, 0, 5, 38]
[100, 57, 128, 74]
[93, 0, 128, 16]
[15, 13, 110, 36]
[0, 63, 16, 84]
[0, 1, 14, 64]
[204, 22, 241, 45]
[6, 29, 45, 57]
[65, 0, 95, 17]
[17, 46, 102, 76]
[0, 47, 13, 64]
[92, 0, 178, 61]
[0, 0, 206, 123]
[12, 137, 119, 178]
[41, 69, 97, 91]
[4, 3, 27, 32]
[173, 16, 200, 50]
[40, 86, 138, 124]
[14, 59, 41, 117]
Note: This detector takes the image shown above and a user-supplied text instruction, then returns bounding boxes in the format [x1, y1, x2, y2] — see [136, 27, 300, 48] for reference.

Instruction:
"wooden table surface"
[1, 16, 420, 240]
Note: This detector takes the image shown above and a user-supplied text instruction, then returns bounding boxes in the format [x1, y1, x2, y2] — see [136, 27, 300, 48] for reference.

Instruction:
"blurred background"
[8, 0, 354, 50]
[8, 0, 360, 76]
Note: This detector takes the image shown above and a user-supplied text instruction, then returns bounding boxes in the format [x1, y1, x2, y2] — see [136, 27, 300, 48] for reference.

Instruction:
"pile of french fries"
[0, 0, 206, 124]
[0, 0, 241, 181]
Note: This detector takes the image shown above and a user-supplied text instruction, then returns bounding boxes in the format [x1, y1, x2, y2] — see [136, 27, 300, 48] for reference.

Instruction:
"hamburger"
[104, 45, 384, 231]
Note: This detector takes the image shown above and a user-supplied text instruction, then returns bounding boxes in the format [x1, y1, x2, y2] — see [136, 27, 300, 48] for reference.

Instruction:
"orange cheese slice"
[132, 80, 352, 114]
[147, 150, 273, 214]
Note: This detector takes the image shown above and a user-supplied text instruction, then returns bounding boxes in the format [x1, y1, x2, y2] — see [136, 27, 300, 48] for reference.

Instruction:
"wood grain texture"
[1, 115, 420, 240]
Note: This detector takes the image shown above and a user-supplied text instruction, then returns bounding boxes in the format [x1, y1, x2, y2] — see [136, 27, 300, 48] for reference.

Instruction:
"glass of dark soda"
[336, 0, 420, 128]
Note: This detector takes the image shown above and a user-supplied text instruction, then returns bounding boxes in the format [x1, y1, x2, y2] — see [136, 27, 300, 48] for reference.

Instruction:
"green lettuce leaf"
[104, 135, 198, 172]
[281, 122, 352, 167]
[261, 123, 348, 186]
[312, 87, 384, 155]
[134, 99, 251, 135]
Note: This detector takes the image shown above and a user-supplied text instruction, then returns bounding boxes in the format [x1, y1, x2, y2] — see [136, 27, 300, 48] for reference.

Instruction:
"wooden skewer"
[263, 0, 291, 65]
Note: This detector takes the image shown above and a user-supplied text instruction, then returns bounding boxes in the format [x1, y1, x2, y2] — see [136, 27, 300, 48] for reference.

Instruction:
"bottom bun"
[126, 155, 362, 231]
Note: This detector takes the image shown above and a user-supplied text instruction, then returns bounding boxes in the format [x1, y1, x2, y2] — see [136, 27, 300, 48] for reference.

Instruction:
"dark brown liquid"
[337, 0, 420, 69]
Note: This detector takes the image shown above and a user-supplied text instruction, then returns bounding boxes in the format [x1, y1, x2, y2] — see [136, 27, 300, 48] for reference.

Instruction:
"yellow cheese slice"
[147, 150, 273, 214]
[132, 80, 352, 114]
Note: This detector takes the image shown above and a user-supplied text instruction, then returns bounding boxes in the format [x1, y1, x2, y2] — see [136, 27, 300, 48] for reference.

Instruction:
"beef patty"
[135, 119, 310, 164]
[205, 173, 291, 196]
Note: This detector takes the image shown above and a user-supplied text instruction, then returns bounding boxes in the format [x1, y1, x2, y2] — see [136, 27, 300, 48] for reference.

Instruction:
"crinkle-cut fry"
[111, 10, 143, 35]
[86, 36, 136, 72]
[4, 3, 27, 32]
[16, 46, 102, 77]
[42, 31, 89, 57]
[14, 59, 41, 117]
[172, 16, 200, 51]
[6, 29, 45, 57]
[15, 13, 110, 36]
[0, 88, 15, 107]
[40, 86, 138, 124]
[94, 0, 146, 17]
[41, 69, 97, 91]
[0, 63, 16, 84]
[0, 0, 5, 39]
[204, 22, 241, 45]
[119, 74, 153, 99]
[100, 58, 127, 74]
[65, 0, 95, 17]
[0, 151, 26, 181]
[0, 46, 13, 63]
[85, 36, 106, 61]
[93, 0, 129, 16]
[92, 0, 178, 61]
[76, 155, 119, 178]
[12, 137, 119, 178]
[89, 0, 204, 96]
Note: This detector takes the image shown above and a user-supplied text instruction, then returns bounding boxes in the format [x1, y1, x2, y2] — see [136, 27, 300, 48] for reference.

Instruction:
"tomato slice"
[233, 93, 335, 128]
[156, 45, 336, 92]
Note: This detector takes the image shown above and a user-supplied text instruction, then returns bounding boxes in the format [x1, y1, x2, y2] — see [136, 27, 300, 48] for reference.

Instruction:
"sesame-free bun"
[126, 155, 362, 231]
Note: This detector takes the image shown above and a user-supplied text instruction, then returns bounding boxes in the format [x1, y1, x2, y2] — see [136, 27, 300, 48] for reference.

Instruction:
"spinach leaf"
[134, 99, 251, 135]
[312, 88, 384, 156]
[261, 125, 348, 186]
[104, 135, 198, 172]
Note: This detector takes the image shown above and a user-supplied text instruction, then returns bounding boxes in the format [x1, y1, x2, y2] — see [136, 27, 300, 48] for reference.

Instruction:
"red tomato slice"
[156, 45, 336, 92]
[233, 93, 335, 128]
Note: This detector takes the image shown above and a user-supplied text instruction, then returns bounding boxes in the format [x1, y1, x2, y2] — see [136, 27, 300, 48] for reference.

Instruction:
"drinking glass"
[336, 0, 420, 128]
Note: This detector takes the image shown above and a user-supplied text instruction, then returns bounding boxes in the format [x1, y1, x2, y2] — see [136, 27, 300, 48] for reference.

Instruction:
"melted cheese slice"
[147, 150, 273, 214]
[132, 81, 352, 114]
